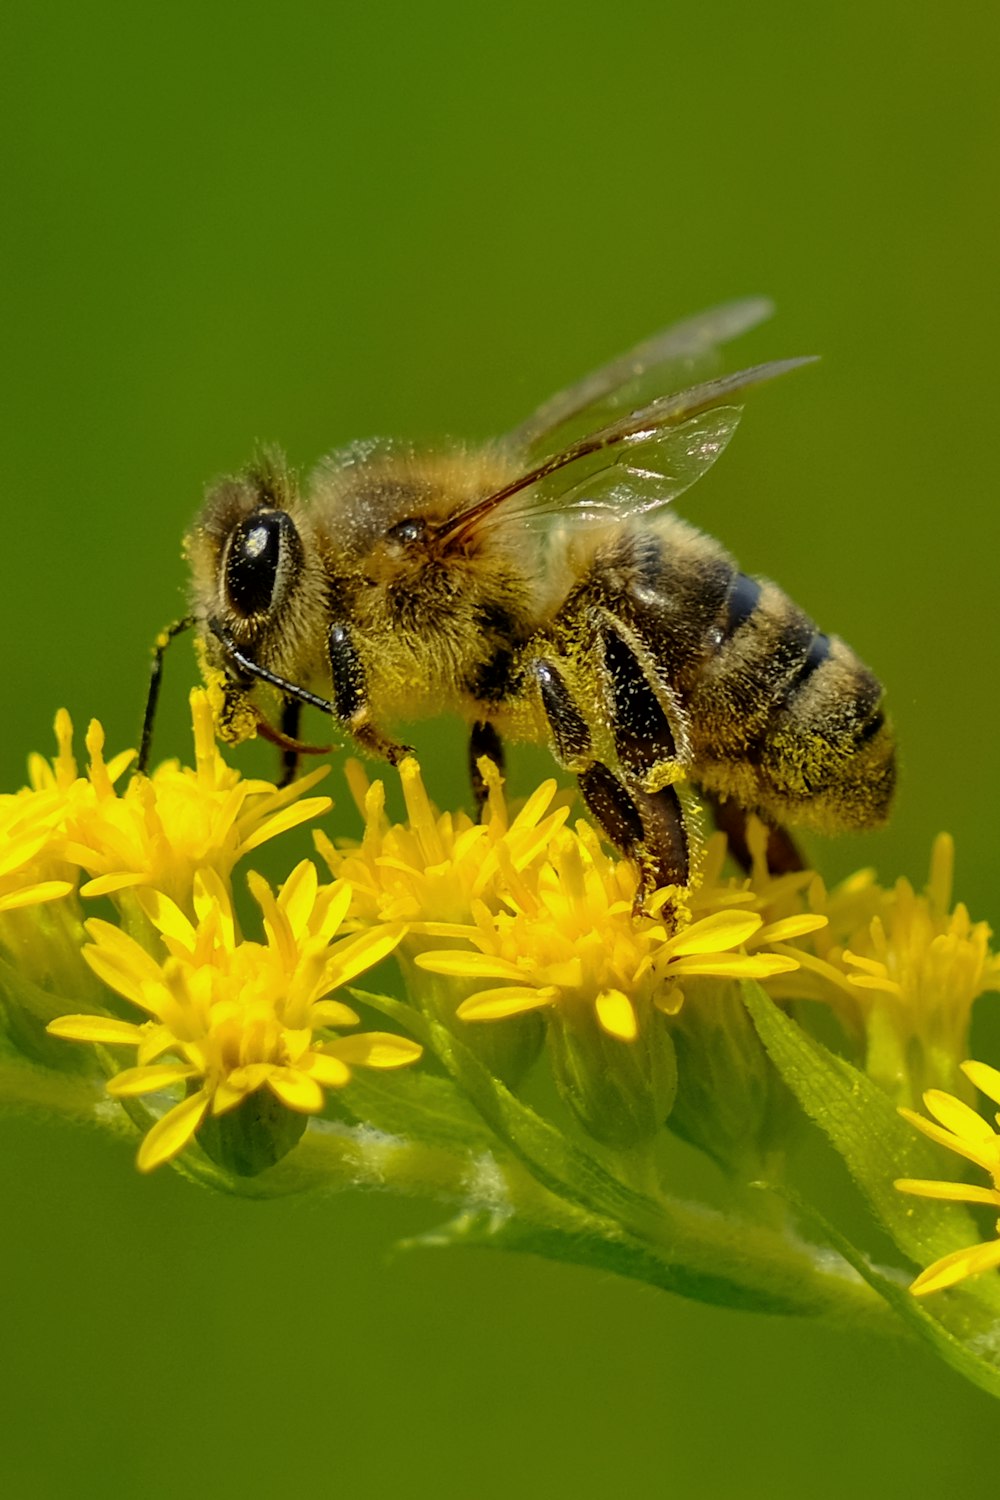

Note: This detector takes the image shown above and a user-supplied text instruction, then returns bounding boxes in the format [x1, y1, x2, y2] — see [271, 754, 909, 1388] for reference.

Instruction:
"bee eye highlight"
[224, 510, 301, 618]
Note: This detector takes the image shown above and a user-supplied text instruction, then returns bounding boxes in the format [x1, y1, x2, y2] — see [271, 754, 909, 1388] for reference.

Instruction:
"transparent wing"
[499, 407, 744, 529]
[507, 297, 774, 457]
[442, 356, 814, 545]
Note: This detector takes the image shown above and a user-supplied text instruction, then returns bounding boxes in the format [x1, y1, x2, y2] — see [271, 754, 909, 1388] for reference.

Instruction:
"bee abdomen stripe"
[600, 624, 678, 778]
[719, 571, 762, 640]
[532, 659, 592, 764]
[777, 630, 831, 706]
[855, 707, 886, 745]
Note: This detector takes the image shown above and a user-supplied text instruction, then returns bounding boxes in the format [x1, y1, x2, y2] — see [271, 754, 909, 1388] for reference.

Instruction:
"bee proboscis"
[142, 298, 895, 892]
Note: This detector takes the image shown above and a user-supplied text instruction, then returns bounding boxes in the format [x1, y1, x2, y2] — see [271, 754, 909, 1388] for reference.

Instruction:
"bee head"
[187, 448, 308, 638]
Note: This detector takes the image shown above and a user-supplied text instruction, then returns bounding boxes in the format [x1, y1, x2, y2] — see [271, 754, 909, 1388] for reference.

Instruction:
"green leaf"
[422, 1008, 663, 1232]
[416, 1009, 894, 1318]
[346, 987, 432, 1045]
[741, 982, 988, 1269]
[780, 1188, 1000, 1403]
[743, 980, 1000, 1372]
[337, 1065, 500, 1156]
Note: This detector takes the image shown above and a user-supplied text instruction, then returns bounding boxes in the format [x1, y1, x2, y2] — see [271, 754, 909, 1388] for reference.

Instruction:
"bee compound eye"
[224, 510, 302, 618]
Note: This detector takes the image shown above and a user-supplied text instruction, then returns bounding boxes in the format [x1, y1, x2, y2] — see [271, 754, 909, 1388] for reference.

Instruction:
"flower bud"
[546, 1002, 677, 1150]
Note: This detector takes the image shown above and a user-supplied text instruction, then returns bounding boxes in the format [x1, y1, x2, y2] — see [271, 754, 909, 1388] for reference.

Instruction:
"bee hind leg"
[468, 720, 505, 812]
[530, 654, 690, 901]
[703, 790, 805, 876]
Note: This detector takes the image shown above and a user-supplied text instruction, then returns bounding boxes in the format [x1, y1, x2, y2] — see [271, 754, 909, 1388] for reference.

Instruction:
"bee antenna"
[138, 616, 196, 775]
[209, 619, 341, 718]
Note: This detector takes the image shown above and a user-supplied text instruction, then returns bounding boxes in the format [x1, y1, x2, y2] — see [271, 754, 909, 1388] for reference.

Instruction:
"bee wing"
[442, 356, 815, 544]
[507, 297, 775, 456]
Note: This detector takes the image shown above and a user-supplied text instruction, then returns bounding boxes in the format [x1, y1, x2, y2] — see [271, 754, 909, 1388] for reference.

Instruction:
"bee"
[141, 299, 895, 892]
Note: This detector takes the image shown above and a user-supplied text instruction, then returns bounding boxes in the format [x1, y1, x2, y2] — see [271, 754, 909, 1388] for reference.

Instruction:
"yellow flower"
[0, 787, 77, 915]
[842, 835, 1000, 1050]
[896, 1061, 1000, 1295]
[317, 755, 568, 929]
[47, 863, 418, 1171]
[416, 820, 800, 1041]
[691, 816, 829, 975]
[64, 691, 333, 913]
[1, 696, 333, 921]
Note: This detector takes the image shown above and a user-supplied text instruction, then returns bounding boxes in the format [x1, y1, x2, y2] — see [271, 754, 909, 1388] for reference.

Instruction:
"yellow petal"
[669, 955, 779, 977]
[0, 881, 75, 911]
[457, 987, 557, 1021]
[137, 1091, 210, 1172]
[47, 1014, 145, 1046]
[323, 924, 406, 990]
[416, 951, 525, 981]
[594, 989, 638, 1040]
[311, 1000, 361, 1029]
[280, 860, 319, 939]
[962, 1060, 1000, 1109]
[304, 1051, 352, 1088]
[922, 1089, 997, 1143]
[910, 1237, 1000, 1296]
[238, 797, 333, 853]
[138, 888, 197, 947]
[80, 873, 149, 898]
[107, 1063, 198, 1097]
[268, 1068, 325, 1112]
[755, 914, 828, 943]
[326, 1033, 422, 1069]
[668, 910, 762, 956]
[896, 1178, 1000, 1206]
[898, 1107, 996, 1173]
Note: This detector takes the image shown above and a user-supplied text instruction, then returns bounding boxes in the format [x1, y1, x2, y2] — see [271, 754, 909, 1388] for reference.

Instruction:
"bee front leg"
[468, 720, 505, 812]
[530, 656, 690, 898]
[328, 622, 412, 766]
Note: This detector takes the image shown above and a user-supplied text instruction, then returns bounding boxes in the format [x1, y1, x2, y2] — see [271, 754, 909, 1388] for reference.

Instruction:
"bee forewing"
[509, 296, 775, 454]
[498, 407, 744, 531]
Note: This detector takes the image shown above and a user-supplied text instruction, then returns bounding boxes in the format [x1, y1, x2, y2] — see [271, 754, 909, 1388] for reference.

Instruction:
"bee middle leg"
[327, 621, 412, 766]
[278, 698, 301, 787]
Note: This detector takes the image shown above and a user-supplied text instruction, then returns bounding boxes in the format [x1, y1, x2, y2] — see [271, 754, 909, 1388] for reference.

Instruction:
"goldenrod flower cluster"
[3, 694, 1000, 1310]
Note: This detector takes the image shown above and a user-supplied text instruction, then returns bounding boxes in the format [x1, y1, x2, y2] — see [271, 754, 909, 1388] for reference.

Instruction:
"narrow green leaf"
[742, 984, 986, 1260]
[338, 1065, 499, 1156]
[780, 1187, 1000, 1402]
[422, 1009, 664, 1233]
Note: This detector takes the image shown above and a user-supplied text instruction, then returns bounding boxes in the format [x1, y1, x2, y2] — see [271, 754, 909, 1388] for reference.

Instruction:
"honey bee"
[141, 299, 895, 891]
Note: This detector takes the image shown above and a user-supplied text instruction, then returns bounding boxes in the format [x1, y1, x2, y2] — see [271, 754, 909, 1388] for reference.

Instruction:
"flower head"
[897, 1060, 1000, 1295]
[66, 691, 333, 913]
[416, 818, 799, 1041]
[47, 863, 418, 1171]
[318, 755, 569, 929]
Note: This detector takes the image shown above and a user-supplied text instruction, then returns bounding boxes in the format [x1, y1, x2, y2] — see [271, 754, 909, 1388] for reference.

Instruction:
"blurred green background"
[2, 3, 999, 1495]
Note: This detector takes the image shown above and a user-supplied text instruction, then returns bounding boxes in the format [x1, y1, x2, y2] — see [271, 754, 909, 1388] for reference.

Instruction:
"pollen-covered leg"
[328, 621, 411, 766]
[468, 720, 505, 811]
[578, 763, 690, 895]
[597, 617, 687, 793]
[531, 654, 691, 899]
